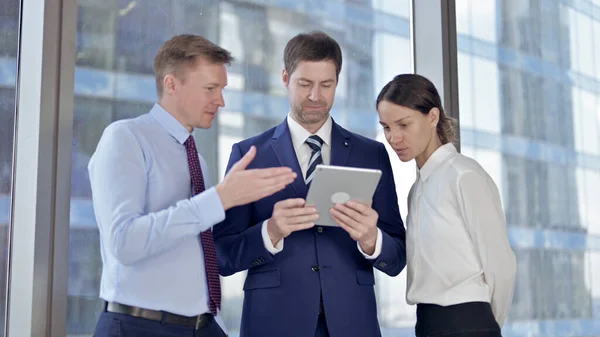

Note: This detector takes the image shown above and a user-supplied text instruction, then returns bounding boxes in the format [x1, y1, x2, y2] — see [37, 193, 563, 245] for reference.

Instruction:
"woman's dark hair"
[376, 74, 456, 144]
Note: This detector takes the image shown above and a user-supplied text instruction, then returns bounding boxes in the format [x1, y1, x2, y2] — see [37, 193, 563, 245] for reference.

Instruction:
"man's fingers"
[331, 214, 360, 238]
[255, 174, 296, 191]
[288, 222, 315, 232]
[286, 213, 319, 225]
[265, 172, 297, 185]
[248, 173, 297, 201]
[247, 166, 296, 179]
[275, 198, 307, 209]
[228, 146, 257, 173]
[333, 203, 363, 223]
[345, 200, 372, 214]
[257, 183, 289, 200]
[279, 205, 318, 218]
[330, 207, 360, 230]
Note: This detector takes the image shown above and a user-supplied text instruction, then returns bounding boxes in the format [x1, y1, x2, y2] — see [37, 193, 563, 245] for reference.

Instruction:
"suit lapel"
[270, 120, 308, 197]
[330, 120, 352, 166]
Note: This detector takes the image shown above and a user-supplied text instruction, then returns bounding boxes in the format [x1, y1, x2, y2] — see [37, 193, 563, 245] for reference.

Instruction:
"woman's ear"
[429, 107, 440, 128]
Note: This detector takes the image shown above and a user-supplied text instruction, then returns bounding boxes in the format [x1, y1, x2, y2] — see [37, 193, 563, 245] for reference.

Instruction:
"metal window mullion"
[411, 0, 461, 150]
[7, 0, 77, 336]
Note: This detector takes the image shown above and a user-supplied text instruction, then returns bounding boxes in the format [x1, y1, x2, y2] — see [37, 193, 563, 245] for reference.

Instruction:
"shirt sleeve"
[261, 220, 284, 254]
[457, 171, 517, 326]
[357, 228, 383, 259]
[88, 123, 225, 266]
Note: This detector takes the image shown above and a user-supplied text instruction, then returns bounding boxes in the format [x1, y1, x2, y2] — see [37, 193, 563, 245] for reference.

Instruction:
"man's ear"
[163, 74, 178, 95]
[282, 68, 290, 88]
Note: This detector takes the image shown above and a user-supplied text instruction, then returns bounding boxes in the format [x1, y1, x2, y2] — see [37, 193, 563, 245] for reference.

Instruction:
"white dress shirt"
[260, 113, 383, 258]
[405, 143, 517, 326]
[88, 104, 227, 331]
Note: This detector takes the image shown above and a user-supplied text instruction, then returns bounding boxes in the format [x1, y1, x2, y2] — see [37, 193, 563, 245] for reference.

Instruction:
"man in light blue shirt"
[89, 34, 297, 337]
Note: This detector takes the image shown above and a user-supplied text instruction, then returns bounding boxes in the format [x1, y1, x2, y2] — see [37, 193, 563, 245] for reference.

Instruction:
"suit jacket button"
[311, 266, 320, 272]
[317, 226, 323, 233]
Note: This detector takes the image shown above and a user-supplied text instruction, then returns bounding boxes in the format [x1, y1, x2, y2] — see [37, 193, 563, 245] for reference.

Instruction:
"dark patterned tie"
[184, 136, 221, 315]
[305, 135, 324, 185]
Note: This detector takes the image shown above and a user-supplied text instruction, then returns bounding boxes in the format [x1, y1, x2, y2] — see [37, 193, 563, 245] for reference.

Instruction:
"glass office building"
[0, 0, 599, 336]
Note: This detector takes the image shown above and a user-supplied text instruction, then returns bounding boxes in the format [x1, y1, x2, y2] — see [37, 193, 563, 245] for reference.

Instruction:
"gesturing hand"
[217, 146, 297, 210]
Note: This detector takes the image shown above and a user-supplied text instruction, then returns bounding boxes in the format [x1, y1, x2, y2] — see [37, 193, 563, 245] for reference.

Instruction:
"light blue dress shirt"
[88, 103, 226, 326]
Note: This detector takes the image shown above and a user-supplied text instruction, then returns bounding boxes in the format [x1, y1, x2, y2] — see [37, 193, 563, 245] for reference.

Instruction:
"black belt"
[105, 302, 214, 330]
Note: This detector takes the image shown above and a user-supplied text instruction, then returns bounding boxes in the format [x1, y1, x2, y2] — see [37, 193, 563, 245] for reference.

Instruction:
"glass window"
[594, 20, 600, 80]
[68, 1, 412, 336]
[457, 52, 474, 130]
[472, 57, 501, 134]
[511, 250, 592, 321]
[469, 148, 504, 203]
[76, 1, 119, 70]
[468, 0, 497, 43]
[588, 252, 600, 318]
[509, 249, 533, 320]
[455, 0, 471, 36]
[0, 0, 19, 335]
[572, 88, 600, 155]
[498, 68, 525, 138]
[574, 12, 595, 79]
[581, 168, 600, 236]
[546, 163, 580, 230]
[0, 0, 19, 59]
[372, 0, 410, 18]
[567, 7, 580, 74]
[539, 1, 562, 67]
[457, 0, 600, 328]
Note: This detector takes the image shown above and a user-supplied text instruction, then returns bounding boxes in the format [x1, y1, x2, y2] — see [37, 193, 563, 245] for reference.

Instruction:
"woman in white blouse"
[376, 74, 517, 337]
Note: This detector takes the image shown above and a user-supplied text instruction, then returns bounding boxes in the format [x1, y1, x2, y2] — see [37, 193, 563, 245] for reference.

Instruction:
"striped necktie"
[305, 135, 324, 185]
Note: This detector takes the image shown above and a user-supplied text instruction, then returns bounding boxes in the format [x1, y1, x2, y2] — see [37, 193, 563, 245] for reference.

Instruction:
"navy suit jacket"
[214, 118, 406, 337]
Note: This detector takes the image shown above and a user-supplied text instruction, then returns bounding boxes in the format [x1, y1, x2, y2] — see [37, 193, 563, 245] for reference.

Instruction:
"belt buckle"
[195, 314, 205, 330]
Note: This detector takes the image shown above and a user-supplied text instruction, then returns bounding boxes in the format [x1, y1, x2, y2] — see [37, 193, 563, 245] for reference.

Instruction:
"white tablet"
[305, 165, 382, 227]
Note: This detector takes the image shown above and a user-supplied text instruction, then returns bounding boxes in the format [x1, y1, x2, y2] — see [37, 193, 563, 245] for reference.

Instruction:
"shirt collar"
[149, 103, 192, 144]
[418, 143, 457, 181]
[286, 113, 332, 151]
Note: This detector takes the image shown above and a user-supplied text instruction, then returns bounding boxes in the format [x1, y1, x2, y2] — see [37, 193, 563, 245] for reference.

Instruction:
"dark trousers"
[415, 302, 502, 337]
[93, 311, 227, 337]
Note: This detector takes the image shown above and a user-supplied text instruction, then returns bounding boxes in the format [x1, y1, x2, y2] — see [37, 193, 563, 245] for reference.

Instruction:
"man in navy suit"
[213, 31, 406, 337]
